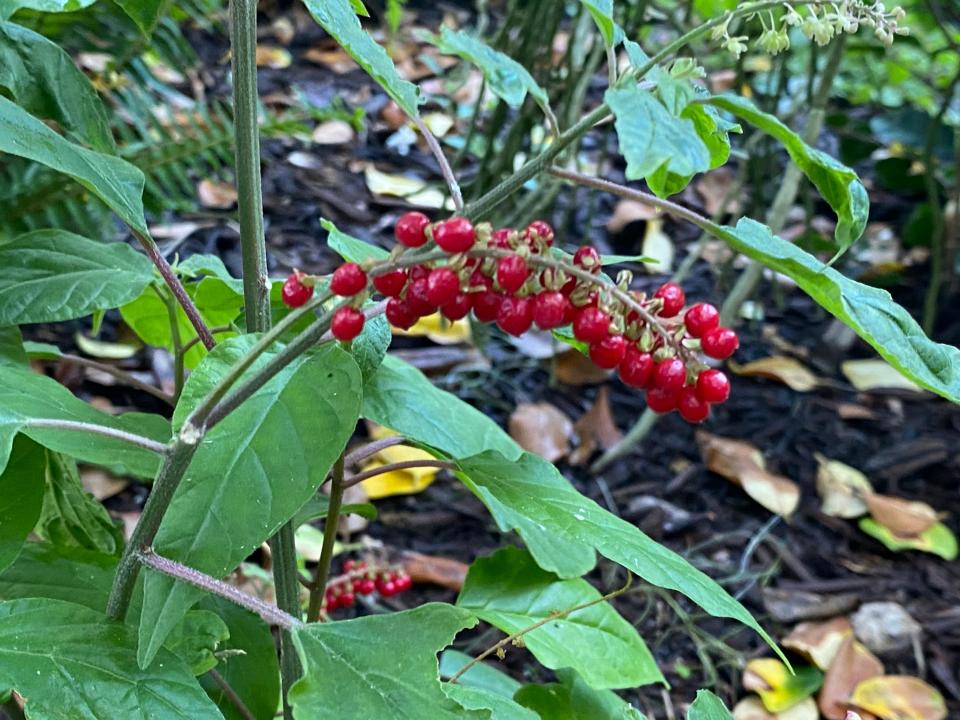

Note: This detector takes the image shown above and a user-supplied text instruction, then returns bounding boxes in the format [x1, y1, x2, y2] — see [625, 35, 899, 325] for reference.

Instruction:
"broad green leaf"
[322, 218, 389, 262]
[112, 0, 165, 34]
[0, 436, 44, 573]
[0, 21, 115, 151]
[178, 253, 244, 294]
[708, 95, 869, 253]
[605, 86, 711, 198]
[293, 493, 377, 526]
[579, 0, 615, 47]
[457, 451, 782, 660]
[0, 230, 153, 325]
[688, 689, 734, 719]
[458, 547, 663, 689]
[514, 669, 646, 720]
[140, 337, 361, 667]
[198, 598, 281, 720]
[859, 518, 958, 560]
[0, 326, 27, 367]
[439, 649, 522, 697]
[430, 27, 548, 109]
[0, 95, 147, 234]
[36, 450, 123, 555]
[165, 609, 230, 676]
[351, 313, 391, 382]
[0, 365, 169, 478]
[302, 0, 421, 119]
[445, 684, 540, 720]
[0, 0, 95, 19]
[718, 218, 960, 402]
[0, 541, 118, 608]
[0, 597, 221, 718]
[289, 603, 487, 719]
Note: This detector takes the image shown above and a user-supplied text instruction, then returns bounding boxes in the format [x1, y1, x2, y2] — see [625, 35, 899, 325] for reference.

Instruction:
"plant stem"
[161, 288, 186, 399]
[24, 419, 169, 455]
[107, 439, 200, 620]
[341, 460, 455, 490]
[135, 231, 215, 351]
[448, 574, 633, 684]
[56, 353, 174, 405]
[138, 550, 301, 629]
[307, 454, 345, 622]
[342, 436, 408, 467]
[180, 324, 236, 356]
[208, 669, 257, 720]
[268, 522, 303, 717]
[231, 0, 271, 332]
[413, 116, 463, 214]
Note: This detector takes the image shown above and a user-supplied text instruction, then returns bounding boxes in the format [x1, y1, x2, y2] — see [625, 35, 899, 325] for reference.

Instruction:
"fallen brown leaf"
[401, 551, 468, 592]
[818, 635, 884, 720]
[841, 360, 924, 394]
[695, 166, 741, 216]
[303, 43, 356, 73]
[763, 588, 860, 624]
[197, 179, 238, 209]
[570, 387, 623, 466]
[850, 676, 947, 720]
[864, 494, 938, 537]
[508, 402, 572, 462]
[605, 199, 659, 234]
[554, 348, 610, 385]
[80, 467, 128, 501]
[815, 454, 873, 519]
[783, 617, 853, 670]
[729, 356, 819, 392]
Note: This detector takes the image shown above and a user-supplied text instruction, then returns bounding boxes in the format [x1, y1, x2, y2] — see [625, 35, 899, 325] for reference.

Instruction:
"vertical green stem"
[307, 454, 346, 622]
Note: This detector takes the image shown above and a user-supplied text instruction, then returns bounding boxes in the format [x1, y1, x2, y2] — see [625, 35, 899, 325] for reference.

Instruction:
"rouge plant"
[0, 0, 953, 719]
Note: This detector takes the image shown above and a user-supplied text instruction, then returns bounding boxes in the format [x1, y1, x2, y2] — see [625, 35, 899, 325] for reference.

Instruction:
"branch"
[414, 116, 464, 214]
[343, 436, 408, 467]
[56, 353, 174, 405]
[307, 454, 345, 622]
[342, 459, 455, 490]
[24, 419, 169, 455]
[207, 669, 256, 720]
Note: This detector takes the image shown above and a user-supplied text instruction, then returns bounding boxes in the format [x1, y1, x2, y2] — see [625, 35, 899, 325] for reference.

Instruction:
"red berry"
[343, 560, 356, 572]
[701, 326, 739, 359]
[426, 267, 461, 306]
[395, 211, 430, 247]
[433, 217, 475, 253]
[468, 268, 493, 292]
[355, 579, 376, 595]
[573, 246, 601, 273]
[696, 369, 730, 404]
[491, 228, 513, 248]
[331, 262, 367, 297]
[394, 574, 413, 592]
[572, 306, 610, 344]
[619, 347, 654, 388]
[376, 579, 398, 597]
[441, 293, 471, 321]
[405, 277, 435, 317]
[386, 298, 417, 330]
[532, 291, 570, 330]
[589, 334, 627, 369]
[496, 296, 533, 336]
[524, 219, 554, 247]
[331, 306, 365, 341]
[652, 358, 687, 392]
[339, 591, 356, 608]
[471, 290, 503, 323]
[281, 273, 312, 308]
[496, 254, 529, 293]
[654, 282, 685, 318]
[409, 264, 430, 281]
[684, 303, 720, 338]
[646, 386, 679, 413]
[373, 269, 407, 297]
[678, 387, 710, 423]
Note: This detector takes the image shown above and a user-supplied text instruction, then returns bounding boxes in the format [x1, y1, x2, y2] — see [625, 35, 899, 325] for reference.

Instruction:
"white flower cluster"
[711, 1, 908, 59]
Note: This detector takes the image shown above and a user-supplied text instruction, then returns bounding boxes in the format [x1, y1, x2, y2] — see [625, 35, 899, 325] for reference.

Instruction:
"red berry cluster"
[282, 211, 740, 423]
[323, 559, 413, 613]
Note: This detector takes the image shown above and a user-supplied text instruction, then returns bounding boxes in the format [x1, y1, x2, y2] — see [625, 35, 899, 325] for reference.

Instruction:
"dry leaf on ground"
[197, 179, 238, 209]
[733, 696, 818, 720]
[783, 616, 854, 670]
[858, 518, 958, 561]
[818, 634, 884, 720]
[81, 467, 128, 501]
[763, 589, 860, 624]
[697, 432, 800, 517]
[363, 163, 427, 198]
[570, 387, 622, 466]
[841, 360, 924, 394]
[400, 551, 468, 591]
[729, 356, 820, 392]
[508, 402, 572, 462]
[393, 312, 471, 345]
[554, 348, 611, 385]
[850, 676, 947, 720]
[864, 494, 938, 537]
[815, 454, 873, 519]
[696, 166, 741, 216]
[851, 602, 921, 655]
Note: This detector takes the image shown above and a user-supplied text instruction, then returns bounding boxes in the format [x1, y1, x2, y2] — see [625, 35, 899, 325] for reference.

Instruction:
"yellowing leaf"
[819, 635, 884, 720]
[363, 163, 427, 197]
[841, 359, 924, 394]
[815, 454, 873, 519]
[858, 518, 958, 560]
[850, 676, 947, 720]
[733, 696, 819, 720]
[74, 332, 140, 359]
[359, 432, 440, 499]
[864, 493, 938, 537]
[420, 112, 454, 137]
[255, 45, 292, 68]
[641, 218, 673, 274]
[744, 658, 824, 713]
[393, 312, 471, 344]
[783, 617, 853, 671]
[730, 356, 819, 392]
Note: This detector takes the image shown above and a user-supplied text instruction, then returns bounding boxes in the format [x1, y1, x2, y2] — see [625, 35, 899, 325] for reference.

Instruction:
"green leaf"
[289, 603, 487, 719]
[351, 313, 391, 382]
[302, 0, 421, 119]
[36, 450, 123, 555]
[858, 518, 958, 560]
[0, 95, 147, 234]
[0, 597, 221, 718]
[0, 326, 27, 367]
[708, 95, 869, 253]
[514, 669, 646, 720]
[0, 21, 115, 152]
[0, 541, 118, 608]
[165, 609, 230, 676]
[605, 86, 711, 198]
[322, 218, 389, 262]
[429, 27, 548, 109]
[199, 598, 281, 720]
[440, 649, 523, 696]
[0, 230, 154, 324]
[718, 218, 960, 402]
[688, 690, 734, 719]
[445, 684, 540, 720]
[112, 0, 165, 34]
[139, 337, 361, 667]
[293, 494, 377, 526]
[0, 0, 96, 20]
[0, 365, 169, 478]
[579, 0, 615, 46]
[178, 253, 244, 294]
[458, 547, 663, 689]
[456, 451, 782, 660]
[0, 436, 44, 573]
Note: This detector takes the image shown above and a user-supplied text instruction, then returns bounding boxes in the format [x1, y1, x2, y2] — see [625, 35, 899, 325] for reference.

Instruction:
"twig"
[208, 669, 257, 720]
[343, 436, 408, 467]
[342, 460, 455, 490]
[307, 454, 345, 622]
[24, 419, 169, 455]
[180, 325, 236, 356]
[138, 549, 302, 629]
[414, 116, 464, 214]
[56, 353, 174, 405]
[448, 574, 633, 684]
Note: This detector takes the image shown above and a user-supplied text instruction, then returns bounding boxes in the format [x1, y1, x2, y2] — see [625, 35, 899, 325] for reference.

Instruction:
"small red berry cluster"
[323, 559, 413, 612]
[282, 211, 740, 423]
